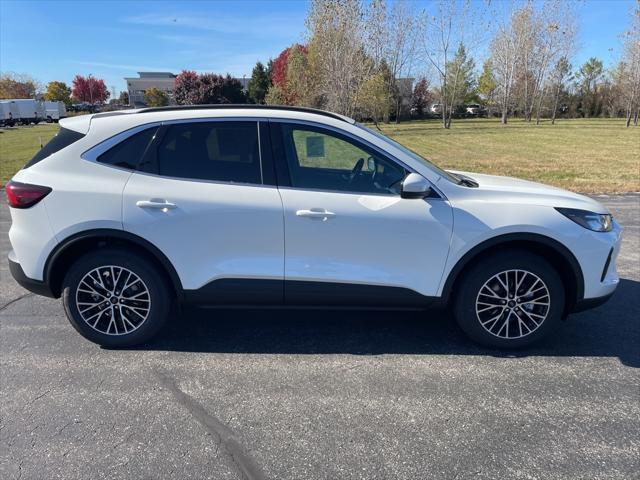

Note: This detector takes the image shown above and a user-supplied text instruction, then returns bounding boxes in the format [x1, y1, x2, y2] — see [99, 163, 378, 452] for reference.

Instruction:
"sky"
[0, 0, 635, 95]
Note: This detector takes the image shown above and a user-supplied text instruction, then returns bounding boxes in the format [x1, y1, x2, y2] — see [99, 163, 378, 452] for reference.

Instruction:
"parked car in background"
[465, 104, 482, 116]
[5, 105, 621, 349]
[430, 103, 442, 115]
[44, 101, 67, 123]
[0, 100, 20, 127]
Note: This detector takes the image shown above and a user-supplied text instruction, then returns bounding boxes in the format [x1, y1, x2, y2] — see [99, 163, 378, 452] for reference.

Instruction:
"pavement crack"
[155, 369, 266, 480]
[0, 293, 34, 314]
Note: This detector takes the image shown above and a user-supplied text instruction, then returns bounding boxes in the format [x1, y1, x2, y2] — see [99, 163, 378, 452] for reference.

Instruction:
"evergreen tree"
[247, 62, 270, 104]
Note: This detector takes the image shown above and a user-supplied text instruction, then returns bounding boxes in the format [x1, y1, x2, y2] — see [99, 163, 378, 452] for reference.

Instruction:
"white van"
[44, 101, 67, 123]
[0, 100, 20, 127]
[10, 99, 45, 125]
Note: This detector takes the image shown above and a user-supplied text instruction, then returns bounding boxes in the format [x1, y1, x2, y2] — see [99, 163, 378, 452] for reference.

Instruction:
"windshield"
[356, 123, 459, 183]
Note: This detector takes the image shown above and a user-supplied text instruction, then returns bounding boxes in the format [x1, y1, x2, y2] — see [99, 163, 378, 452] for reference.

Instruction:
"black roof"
[137, 104, 353, 123]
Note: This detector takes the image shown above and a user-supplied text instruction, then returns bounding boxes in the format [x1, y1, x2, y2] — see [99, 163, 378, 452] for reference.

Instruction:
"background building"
[125, 72, 177, 107]
[125, 72, 250, 107]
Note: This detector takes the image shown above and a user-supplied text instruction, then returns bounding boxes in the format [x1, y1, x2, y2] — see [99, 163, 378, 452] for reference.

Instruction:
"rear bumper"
[8, 253, 55, 298]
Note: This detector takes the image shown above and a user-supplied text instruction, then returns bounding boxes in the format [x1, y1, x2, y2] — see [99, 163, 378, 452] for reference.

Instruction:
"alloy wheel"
[475, 269, 551, 339]
[75, 265, 151, 335]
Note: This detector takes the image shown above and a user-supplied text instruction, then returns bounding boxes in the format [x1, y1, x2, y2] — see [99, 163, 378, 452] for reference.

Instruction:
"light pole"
[88, 73, 94, 105]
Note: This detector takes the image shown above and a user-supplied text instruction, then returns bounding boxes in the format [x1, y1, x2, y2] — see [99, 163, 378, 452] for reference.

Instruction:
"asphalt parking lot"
[1, 195, 638, 480]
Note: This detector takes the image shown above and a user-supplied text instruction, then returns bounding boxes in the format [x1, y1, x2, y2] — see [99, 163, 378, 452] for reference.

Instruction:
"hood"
[447, 170, 609, 214]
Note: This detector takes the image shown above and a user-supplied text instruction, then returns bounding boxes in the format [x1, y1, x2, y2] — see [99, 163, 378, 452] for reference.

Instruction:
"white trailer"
[9, 99, 45, 125]
[44, 101, 67, 122]
[0, 100, 20, 127]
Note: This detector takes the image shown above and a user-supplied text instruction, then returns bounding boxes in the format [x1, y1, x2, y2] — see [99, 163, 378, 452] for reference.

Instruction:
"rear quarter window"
[97, 127, 159, 170]
[24, 127, 85, 168]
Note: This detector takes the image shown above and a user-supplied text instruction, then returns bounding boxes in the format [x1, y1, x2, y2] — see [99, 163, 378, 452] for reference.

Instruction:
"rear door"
[122, 119, 284, 303]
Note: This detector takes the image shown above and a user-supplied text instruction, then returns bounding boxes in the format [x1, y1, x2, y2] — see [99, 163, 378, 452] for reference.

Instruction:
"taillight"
[5, 181, 52, 209]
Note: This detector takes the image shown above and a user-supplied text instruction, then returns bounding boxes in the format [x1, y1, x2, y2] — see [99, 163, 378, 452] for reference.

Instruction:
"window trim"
[268, 119, 442, 198]
[81, 122, 162, 167]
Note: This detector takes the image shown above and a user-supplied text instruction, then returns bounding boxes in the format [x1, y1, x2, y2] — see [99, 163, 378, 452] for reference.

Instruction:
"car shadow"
[132, 278, 640, 368]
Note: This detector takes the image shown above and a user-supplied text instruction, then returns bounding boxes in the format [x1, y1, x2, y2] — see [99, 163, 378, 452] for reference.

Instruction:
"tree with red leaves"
[268, 44, 308, 105]
[71, 74, 109, 104]
[411, 78, 434, 117]
[174, 70, 200, 105]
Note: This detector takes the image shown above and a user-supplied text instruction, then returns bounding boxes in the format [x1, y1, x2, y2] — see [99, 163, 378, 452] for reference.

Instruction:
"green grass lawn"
[376, 118, 639, 193]
[0, 124, 59, 184]
[1, 118, 638, 192]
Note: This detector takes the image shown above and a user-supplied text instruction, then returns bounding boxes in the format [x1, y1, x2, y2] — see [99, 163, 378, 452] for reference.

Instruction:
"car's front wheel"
[453, 250, 565, 348]
[62, 248, 171, 347]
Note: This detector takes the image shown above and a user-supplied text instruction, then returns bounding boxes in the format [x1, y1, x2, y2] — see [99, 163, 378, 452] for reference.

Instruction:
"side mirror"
[401, 173, 431, 199]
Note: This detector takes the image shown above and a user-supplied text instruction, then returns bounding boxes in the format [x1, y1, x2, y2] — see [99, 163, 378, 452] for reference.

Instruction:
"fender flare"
[440, 232, 585, 305]
[44, 229, 184, 299]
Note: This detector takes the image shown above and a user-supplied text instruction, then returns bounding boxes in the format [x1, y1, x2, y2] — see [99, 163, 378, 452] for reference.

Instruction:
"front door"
[271, 121, 453, 304]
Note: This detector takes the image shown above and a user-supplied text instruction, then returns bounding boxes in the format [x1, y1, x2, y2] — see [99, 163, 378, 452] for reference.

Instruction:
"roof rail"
[136, 104, 354, 124]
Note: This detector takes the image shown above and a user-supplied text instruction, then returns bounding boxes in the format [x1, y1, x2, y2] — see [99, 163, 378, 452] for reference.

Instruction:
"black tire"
[453, 250, 565, 349]
[62, 248, 172, 347]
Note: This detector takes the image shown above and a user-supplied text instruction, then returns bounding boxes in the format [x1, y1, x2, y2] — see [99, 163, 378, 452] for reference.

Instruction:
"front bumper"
[8, 252, 55, 298]
[573, 289, 616, 313]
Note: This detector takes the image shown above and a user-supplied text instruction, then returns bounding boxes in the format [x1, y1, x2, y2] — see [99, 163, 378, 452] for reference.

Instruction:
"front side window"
[279, 124, 405, 195]
[98, 126, 158, 170]
[156, 121, 261, 184]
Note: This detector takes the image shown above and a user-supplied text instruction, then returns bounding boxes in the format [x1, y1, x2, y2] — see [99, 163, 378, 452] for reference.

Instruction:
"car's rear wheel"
[453, 250, 565, 348]
[62, 248, 171, 347]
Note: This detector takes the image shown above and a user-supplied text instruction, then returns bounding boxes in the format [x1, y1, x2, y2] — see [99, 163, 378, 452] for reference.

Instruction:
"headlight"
[555, 207, 613, 232]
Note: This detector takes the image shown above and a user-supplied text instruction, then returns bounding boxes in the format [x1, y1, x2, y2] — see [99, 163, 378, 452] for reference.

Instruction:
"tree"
[443, 42, 477, 126]
[549, 56, 571, 124]
[220, 75, 246, 103]
[477, 60, 497, 113]
[175, 72, 246, 105]
[174, 70, 201, 105]
[286, 45, 316, 106]
[44, 81, 71, 106]
[119, 91, 129, 105]
[265, 84, 286, 105]
[144, 87, 169, 107]
[0, 72, 38, 99]
[419, 0, 488, 128]
[247, 61, 270, 104]
[266, 44, 310, 105]
[411, 78, 433, 117]
[305, 0, 375, 116]
[71, 74, 109, 104]
[575, 57, 604, 117]
[490, 7, 530, 124]
[367, 0, 420, 122]
[356, 73, 390, 127]
[617, 4, 640, 127]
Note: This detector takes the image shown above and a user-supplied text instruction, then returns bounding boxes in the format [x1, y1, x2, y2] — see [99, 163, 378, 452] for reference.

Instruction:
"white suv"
[6, 106, 621, 348]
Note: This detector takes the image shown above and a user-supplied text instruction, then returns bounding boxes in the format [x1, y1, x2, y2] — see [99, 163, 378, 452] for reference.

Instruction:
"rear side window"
[98, 127, 158, 170]
[155, 121, 261, 184]
[25, 127, 85, 168]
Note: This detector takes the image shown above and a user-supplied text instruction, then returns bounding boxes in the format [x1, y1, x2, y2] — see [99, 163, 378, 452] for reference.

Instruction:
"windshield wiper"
[455, 174, 479, 188]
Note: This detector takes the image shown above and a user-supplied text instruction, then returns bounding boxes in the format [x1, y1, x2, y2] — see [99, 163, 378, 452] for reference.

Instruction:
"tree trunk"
[626, 108, 632, 128]
[634, 108, 639, 126]
[501, 109, 508, 124]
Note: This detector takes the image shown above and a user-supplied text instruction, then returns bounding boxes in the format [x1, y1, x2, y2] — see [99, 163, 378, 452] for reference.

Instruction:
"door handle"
[296, 209, 336, 220]
[136, 200, 177, 210]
